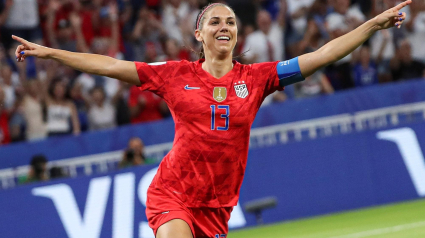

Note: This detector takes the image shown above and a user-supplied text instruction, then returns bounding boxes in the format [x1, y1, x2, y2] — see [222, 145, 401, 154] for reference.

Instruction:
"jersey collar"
[195, 59, 240, 84]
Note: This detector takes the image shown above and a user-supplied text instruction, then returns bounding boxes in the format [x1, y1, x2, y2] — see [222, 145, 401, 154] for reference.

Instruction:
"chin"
[217, 45, 234, 52]
[217, 49, 232, 56]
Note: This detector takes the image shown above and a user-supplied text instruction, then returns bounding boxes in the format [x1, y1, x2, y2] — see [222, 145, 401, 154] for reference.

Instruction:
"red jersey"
[135, 59, 283, 207]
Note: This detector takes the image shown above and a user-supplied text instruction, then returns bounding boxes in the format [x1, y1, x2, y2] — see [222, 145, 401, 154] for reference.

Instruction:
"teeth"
[217, 36, 230, 40]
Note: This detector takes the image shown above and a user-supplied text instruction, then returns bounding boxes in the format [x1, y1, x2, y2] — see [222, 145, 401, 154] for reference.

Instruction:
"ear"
[195, 29, 203, 42]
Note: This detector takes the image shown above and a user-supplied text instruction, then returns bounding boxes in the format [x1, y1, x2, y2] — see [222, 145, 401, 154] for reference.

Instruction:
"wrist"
[366, 18, 379, 35]
[46, 47, 57, 59]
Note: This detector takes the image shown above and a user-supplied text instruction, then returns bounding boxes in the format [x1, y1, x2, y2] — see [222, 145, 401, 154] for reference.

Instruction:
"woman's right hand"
[12, 35, 53, 62]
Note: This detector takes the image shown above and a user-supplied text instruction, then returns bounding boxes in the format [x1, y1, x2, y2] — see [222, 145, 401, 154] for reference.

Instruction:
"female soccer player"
[13, 1, 411, 237]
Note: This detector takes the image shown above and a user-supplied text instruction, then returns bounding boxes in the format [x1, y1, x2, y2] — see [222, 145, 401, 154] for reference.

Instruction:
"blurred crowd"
[0, 0, 424, 146]
[19, 136, 153, 184]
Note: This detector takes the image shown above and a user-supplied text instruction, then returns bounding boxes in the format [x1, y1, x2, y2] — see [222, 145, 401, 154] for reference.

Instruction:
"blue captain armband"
[276, 57, 305, 87]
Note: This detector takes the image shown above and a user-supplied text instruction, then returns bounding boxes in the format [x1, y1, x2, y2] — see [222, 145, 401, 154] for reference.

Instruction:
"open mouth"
[216, 36, 230, 41]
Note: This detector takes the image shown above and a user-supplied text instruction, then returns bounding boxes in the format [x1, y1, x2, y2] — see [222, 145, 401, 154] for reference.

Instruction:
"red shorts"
[146, 187, 233, 238]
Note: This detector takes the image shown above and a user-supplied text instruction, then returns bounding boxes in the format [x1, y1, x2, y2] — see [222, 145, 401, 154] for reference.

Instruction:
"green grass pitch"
[229, 198, 425, 238]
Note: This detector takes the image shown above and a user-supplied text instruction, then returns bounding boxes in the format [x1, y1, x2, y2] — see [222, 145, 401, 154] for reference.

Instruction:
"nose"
[219, 22, 229, 32]
[220, 26, 229, 32]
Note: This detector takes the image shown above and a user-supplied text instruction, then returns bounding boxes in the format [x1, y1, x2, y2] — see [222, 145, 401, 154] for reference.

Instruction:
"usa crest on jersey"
[234, 81, 249, 99]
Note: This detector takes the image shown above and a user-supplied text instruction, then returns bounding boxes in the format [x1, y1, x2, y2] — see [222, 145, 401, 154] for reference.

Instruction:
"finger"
[11, 35, 29, 46]
[393, 0, 412, 11]
[395, 19, 404, 29]
[19, 50, 35, 57]
[15, 44, 25, 58]
[395, 12, 407, 29]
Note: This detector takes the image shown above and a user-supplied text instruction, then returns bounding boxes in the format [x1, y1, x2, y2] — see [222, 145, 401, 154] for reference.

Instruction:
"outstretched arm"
[12, 35, 141, 86]
[298, 0, 411, 78]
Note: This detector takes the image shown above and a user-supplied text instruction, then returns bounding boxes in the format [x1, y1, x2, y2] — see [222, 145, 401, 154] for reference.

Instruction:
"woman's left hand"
[374, 0, 411, 30]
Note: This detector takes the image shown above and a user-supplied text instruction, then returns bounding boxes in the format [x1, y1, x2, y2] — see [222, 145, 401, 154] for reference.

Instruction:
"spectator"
[287, 0, 315, 38]
[146, 41, 163, 63]
[0, 0, 13, 29]
[19, 79, 47, 141]
[369, 29, 395, 83]
[242, 8, 286, 63]
[390, 39, 425, 81]
[68, 81, 89, 132]
[114, 81, 131, 126]
[0, 0, 421, 147]
[294, 18, 326, 61]
[119, 137, 154, 168]
[19, 154, 49, 184]
[0, 85, 11, 145]
[405, 0, 425, 62]
[183, 0, 201, 36]
[161, 38, 190, 61]
[49, 166, 67, 179]
[162, 0, 190, 45]
[44, 0, 96, 50]
[352, 45, 379, 87]
[87, 86, 117, 131]
[325, 0, 366, 90]
[0, 0, 43, 51]
[0, 64, 17, 110]
[294, 70, 334, 98]
[131, 6, 166, 62]
[46, 79, 80, 137]
[128, 86, 169, 124]
[70, 4, 122, 99]
[8, 86, 25, 142]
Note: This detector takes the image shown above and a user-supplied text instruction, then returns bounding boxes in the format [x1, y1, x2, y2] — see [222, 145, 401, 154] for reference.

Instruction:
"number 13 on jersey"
[210, 105, 229, 131]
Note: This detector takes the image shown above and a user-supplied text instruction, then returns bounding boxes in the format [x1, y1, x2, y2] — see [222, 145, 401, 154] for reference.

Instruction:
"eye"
[228, 21, 235, 25]
[211, 21, 219, 25]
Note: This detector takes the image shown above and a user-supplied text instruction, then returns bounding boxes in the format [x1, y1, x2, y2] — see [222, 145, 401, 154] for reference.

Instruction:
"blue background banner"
[1, 79, 425, 168]
[1, 121, 425, 237]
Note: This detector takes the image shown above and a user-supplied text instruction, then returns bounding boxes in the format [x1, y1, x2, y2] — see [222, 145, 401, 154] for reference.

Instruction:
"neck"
[202, 54, 234, 79]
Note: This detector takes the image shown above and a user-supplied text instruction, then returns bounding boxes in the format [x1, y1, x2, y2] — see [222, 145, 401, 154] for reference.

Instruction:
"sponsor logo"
[377, 128, 425, 197]
[234, 81, 249, 99]
[32, 167, 246, 238]
[213, 87, 227, 102]
[184, 85, 201, 90]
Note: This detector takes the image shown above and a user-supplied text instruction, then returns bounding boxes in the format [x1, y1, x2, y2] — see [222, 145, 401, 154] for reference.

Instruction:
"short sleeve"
[251, 61, 283, 98]
[134, 61, 180, 98]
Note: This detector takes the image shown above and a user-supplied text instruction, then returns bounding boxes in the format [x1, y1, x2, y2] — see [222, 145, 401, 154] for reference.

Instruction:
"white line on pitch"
[329, 220, 425, 238]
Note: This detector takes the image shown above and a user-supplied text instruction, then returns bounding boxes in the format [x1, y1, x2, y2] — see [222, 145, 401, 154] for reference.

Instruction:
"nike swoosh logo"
[162, 211, 170, 214]
[184, 85, 200, 90]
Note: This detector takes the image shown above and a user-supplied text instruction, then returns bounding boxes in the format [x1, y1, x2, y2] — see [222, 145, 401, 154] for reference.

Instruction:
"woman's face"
[92, 89, 105, 105]
[53, 82, 66, 99]
[196, 6, 238, 58]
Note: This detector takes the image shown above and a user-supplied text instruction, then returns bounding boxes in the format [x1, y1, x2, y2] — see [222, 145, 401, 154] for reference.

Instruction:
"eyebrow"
[209, 16, 236, 20]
